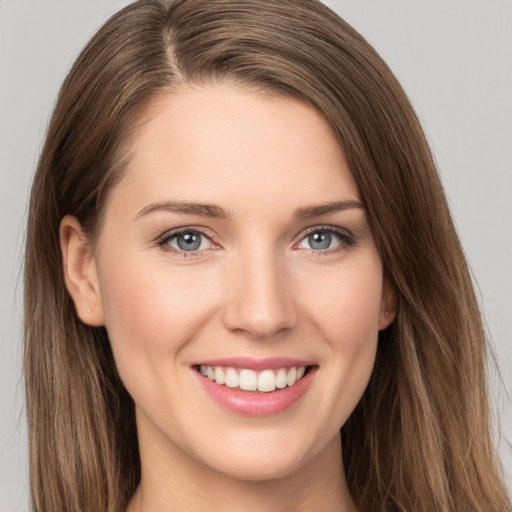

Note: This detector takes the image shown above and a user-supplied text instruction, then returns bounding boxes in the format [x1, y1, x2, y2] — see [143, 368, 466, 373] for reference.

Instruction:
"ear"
[378, 276, 397, 331]
[60, 215, 105, 326]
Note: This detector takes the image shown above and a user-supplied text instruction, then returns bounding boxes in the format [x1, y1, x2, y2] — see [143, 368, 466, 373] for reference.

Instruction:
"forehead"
[110, 84, 360, 220]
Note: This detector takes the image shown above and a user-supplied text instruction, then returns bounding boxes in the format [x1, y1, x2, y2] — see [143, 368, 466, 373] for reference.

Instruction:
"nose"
[221, 245, 298, 339]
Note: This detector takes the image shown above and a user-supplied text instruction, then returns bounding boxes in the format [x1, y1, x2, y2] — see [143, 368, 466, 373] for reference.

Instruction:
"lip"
[192, 358, 317, 417]
[193, 356, 316, 371]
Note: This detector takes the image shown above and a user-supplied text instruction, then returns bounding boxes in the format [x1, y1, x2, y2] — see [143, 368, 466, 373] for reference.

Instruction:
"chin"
[187, 425, 331, 483]
[204, 450, 307, 482]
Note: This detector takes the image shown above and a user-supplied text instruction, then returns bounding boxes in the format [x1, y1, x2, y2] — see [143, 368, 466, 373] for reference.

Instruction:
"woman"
[23, 0, 511, 511]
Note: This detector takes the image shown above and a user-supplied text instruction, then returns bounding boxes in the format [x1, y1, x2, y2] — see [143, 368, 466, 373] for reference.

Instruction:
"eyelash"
[296, 225, 356, 256]
[156, 226, 219, 259]
[156, 225, 356, 259]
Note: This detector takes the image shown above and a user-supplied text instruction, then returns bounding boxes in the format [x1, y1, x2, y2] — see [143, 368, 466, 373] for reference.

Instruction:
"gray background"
[1, 1, 510, 509]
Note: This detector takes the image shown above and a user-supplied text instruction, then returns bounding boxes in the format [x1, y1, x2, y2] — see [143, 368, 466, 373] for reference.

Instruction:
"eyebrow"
[134, 201, 230, 220]
[293, 199, 365, 220]
[134, 199, 365, 221]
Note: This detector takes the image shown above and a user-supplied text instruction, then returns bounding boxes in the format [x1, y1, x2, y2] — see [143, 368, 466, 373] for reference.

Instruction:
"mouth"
[193, 364, 314, 393]
[192, 358, 317, 416]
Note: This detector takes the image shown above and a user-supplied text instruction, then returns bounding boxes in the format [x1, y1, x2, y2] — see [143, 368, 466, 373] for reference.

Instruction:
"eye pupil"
[308, 231, 331, 250]
[177, 231, 202, 251]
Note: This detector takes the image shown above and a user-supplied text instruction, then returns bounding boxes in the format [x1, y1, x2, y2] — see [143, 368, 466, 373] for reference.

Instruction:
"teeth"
[200, 365, 307, 392]
[286, 367, 297, 386]
[258, 369, 276, 392]
[225, 368, 238, 388]
[214, 366, 225, 385]
[275, 368, 287, 389]
[239, 369, 257, 391]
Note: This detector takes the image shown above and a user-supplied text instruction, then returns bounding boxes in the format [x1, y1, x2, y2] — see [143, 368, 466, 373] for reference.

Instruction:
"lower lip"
[194, 367, 316, 417]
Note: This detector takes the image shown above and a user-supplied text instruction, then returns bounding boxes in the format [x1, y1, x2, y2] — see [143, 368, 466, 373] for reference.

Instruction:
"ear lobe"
[60, 215, 105, 326]
[378, 276, 397, 331]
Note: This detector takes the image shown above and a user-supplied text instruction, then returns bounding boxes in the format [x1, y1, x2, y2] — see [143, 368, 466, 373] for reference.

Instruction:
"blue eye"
[297, 227, 354, 252]
[305, 231, 334, 250]
[160, 229, 213, 253]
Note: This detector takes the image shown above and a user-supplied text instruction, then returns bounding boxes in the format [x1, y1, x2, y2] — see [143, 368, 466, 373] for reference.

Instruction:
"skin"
[61, 85, 396, 512]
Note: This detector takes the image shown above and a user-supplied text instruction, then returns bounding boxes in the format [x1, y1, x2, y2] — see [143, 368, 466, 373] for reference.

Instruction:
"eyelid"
[298, 224, 354, 238]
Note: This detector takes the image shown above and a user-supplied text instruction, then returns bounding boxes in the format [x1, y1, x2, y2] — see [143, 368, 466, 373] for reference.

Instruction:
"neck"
[127, 421, 356, 512]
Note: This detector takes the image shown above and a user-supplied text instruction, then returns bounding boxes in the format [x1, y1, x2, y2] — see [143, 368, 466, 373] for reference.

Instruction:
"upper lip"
[192, 356, 316, 371]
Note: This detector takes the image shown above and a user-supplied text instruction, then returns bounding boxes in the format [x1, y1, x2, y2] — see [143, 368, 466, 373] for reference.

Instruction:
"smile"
[198, 365, 307, 393]
[192, 358, 317, 416]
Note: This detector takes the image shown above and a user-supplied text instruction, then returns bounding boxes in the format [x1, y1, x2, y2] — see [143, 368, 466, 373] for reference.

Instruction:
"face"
[64, 84, 395, 483]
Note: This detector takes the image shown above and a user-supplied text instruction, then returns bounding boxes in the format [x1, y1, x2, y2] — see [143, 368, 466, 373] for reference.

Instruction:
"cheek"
[96, 251, 218, 377]
[300, 257, 383, 419]
[301, 257, 384, 345]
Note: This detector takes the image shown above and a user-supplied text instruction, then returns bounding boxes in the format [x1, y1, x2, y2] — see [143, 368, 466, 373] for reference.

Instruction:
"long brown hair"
[24, 1, 511, 510]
